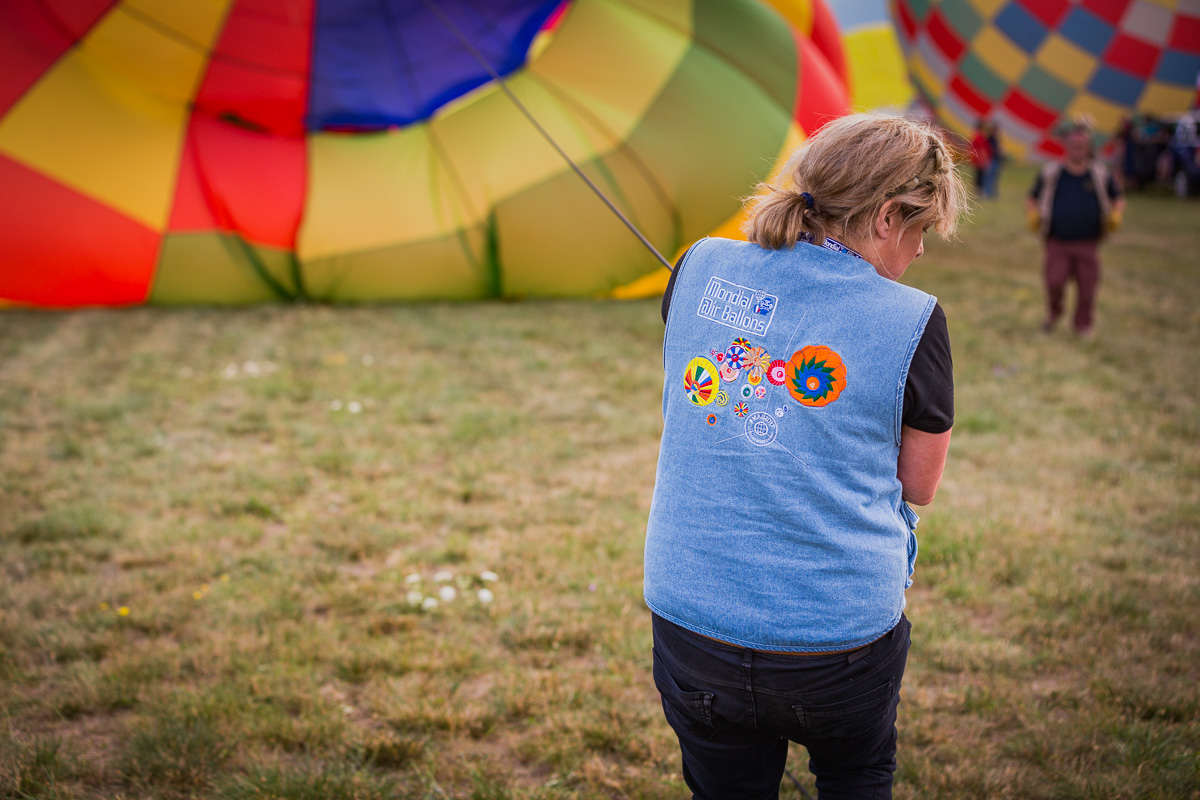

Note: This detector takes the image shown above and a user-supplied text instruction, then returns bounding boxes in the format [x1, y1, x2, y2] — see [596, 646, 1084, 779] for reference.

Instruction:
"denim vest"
[643, 237, 935, 652]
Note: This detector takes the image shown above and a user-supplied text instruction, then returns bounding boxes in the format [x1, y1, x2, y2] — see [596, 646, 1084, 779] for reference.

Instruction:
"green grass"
[0, 165, 1197, 798]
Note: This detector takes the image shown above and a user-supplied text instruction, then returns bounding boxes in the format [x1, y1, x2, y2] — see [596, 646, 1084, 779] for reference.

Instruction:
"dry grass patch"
[1, 167, 1197, 798]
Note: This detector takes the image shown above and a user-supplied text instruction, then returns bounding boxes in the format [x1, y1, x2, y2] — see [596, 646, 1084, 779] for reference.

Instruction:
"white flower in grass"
[433, 570, 453, 583]
[347, 401, 362, 414]
[480, 571, 499, 582]
[438, 586, 457, 602]
[477, 588, 494, 605]
[330, 399, 343, 411]
[406, 590, 424, 606]
[421, 597, 439, 611]
[404, 573, 422, 585]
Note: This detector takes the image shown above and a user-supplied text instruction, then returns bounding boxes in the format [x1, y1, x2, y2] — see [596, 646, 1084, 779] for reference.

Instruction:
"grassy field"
[1, 165, 1197, 799]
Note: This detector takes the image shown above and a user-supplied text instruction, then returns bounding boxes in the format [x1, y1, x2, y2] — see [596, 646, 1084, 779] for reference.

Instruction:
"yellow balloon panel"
[842, 25, 914, 110]
[0, 0, 231, 231]
[302, 127, 483, 260]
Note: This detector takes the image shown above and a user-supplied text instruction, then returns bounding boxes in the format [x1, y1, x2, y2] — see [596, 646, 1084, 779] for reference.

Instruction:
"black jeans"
[651, 613, 911, 800]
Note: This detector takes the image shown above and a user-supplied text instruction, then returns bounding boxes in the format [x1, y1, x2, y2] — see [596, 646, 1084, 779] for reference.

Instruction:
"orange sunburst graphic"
[786, 345, 847, 407]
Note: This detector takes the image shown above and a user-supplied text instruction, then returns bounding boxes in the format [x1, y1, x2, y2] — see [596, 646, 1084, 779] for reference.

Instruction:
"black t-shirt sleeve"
[661, 243, 698, 324]
[902, 302, 954, 433]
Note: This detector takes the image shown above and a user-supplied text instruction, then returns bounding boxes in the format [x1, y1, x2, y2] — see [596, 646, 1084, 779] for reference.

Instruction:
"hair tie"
[799, 191, 815, 211]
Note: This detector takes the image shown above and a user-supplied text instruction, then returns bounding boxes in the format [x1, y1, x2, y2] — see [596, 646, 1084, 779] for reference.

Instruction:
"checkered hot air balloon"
[0, 0, 852, 307]
[891, 0, 1200, 159]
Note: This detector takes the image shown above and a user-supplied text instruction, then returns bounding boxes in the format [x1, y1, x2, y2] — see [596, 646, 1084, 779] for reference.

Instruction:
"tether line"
[420, 0, 674, 271]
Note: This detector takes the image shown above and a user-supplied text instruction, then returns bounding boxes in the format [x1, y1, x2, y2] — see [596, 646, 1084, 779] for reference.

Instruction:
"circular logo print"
[740, 383, 753, 398]
[744, 411, 778, 446]
[786, 346, 847, 407]
[725, 344, 748, 370]
[746, 347, 770, 378]
[774, 407, 786, 417]
[684, 357, 720, 406]
[706, 413, 717, 426]
[754, 385, 767, 399]
[767, 359, 788, 386]
[714, 391, 728, 406]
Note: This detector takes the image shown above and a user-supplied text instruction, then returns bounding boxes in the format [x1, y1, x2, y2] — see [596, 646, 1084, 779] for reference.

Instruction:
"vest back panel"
[644, 237, 935, 651]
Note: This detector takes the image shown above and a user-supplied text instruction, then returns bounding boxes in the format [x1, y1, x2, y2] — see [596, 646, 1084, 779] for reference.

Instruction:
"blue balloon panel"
[307, 0, 563, 130]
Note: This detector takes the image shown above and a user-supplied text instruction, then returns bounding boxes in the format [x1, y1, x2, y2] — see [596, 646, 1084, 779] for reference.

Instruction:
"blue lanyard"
[799, 232, 865, 262]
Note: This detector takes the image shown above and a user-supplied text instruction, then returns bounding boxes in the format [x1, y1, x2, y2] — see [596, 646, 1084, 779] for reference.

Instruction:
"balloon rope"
[420, 0, 674, 271]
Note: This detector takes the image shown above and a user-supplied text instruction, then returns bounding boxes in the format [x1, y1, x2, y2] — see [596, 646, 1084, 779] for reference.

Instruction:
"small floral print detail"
[745, 346, 770, 383]
[767, 359, 788, 386]
[733, 402, 749, 417]
[725, 344, 748, 370]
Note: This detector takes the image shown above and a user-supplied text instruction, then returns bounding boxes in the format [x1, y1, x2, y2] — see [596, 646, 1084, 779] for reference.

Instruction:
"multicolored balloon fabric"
[0, 0, 853, 307]
[892, 0, 1200, 159]
[826, 0, 915, 109]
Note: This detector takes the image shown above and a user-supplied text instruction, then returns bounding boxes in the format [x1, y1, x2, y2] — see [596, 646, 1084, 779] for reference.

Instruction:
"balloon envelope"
[0, 0, 850, 307]
[826, 0, 914, 110]
[892, 0, 1200, 160]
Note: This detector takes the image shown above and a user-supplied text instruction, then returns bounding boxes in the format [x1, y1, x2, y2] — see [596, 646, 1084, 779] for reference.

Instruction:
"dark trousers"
[652, 613, 911, 800]
[1044, 238, 1101, 333]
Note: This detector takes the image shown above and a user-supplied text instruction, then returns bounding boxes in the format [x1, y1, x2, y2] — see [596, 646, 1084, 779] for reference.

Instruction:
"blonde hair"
[743, 112, 968, 250]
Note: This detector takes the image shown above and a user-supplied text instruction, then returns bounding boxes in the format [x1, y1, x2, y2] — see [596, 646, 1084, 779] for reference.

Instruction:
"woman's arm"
[898, 425, 952, 506]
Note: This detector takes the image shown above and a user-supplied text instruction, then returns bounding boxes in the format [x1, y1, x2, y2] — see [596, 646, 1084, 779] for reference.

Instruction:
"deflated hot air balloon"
[0, 0, 851, 307]
[892, 0, 1200, 160]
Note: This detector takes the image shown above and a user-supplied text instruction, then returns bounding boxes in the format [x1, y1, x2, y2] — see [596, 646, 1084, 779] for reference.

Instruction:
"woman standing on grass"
[644, 112, 967, 799]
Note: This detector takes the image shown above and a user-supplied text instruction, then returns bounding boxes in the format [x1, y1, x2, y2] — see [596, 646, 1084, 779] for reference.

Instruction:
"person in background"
[983, 120, 1004, 198]
[970, 119, 993, 198]
[645, 112, 968, 799]
[1027, 120, 1125, 337]
[1117, 116, 1138, 191]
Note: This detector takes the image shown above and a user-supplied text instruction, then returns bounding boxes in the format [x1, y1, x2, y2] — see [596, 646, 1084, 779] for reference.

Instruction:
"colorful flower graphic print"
[786, 346, 847, 407]
[725, 344, 748, 370]
[767, 359, 788, 385]
[745, 346, 771, 383]
[684, 357, 720, 406]
[733, 402, 749, 417]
